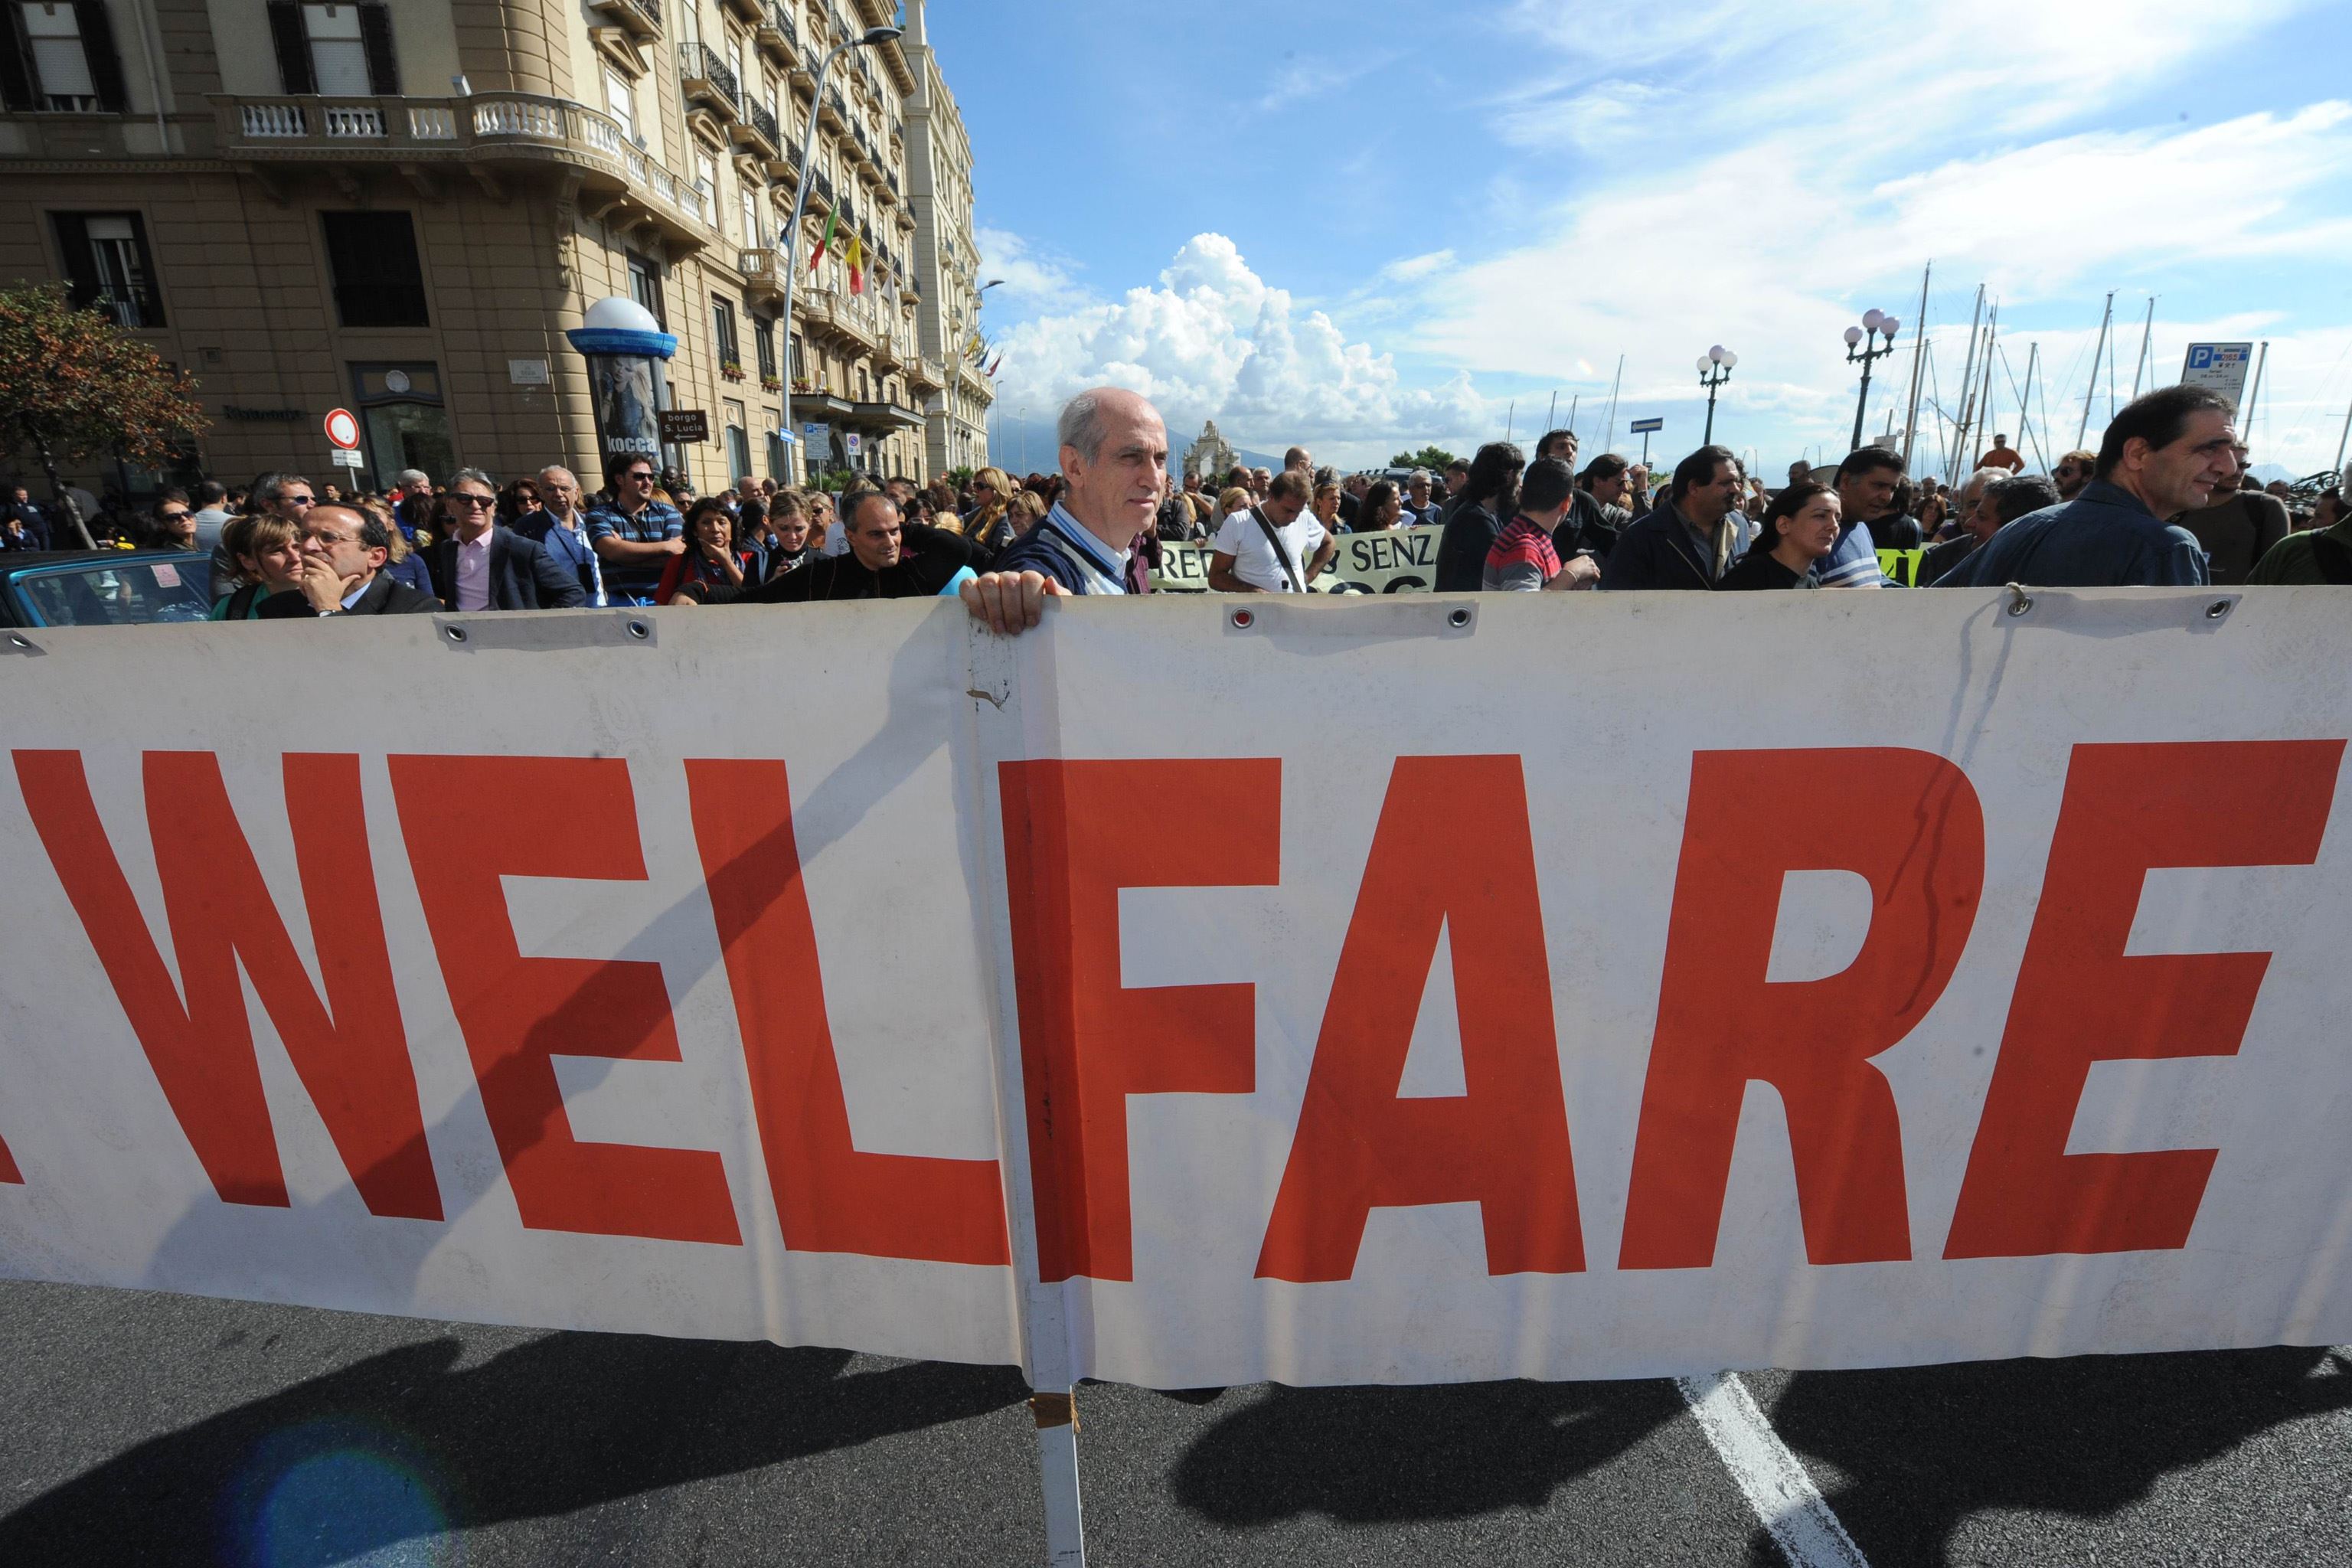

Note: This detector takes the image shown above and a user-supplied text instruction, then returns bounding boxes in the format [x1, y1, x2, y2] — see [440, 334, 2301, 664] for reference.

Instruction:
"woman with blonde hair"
[959, 466, 1014, 543]
[358, 494, 438, 599]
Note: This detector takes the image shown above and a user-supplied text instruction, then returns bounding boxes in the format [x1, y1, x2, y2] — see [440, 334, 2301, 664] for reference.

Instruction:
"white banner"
[2, 590, 2350, 1390]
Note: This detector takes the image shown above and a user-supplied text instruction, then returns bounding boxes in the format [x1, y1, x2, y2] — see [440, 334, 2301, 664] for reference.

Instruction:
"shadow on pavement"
[0, 1331, 1027, 1566]
[1170, 1377, 1684, 1525]
[1756, 1345, 2352, 1567]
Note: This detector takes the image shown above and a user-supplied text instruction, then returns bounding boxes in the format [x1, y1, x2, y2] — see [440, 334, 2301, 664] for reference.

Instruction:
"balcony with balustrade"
[733, 99, 779, 158]
[719, 0, 763, 21]
[217, 93, 713, 250]
[679, 42, 742, 124]
[756, 2, 802, 66]
[740, 247, 786, 305]
[588, 0, 662, 41]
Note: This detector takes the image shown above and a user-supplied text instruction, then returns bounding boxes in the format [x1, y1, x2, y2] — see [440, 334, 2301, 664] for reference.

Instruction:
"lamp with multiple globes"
[1844, 310, 1901, 454]
[1697, 345, 1737, 444]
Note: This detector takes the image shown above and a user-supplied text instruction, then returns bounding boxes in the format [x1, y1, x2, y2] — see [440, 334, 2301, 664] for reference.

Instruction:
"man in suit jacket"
[423, 469, 586, 611]
[258, 502, 443, 617]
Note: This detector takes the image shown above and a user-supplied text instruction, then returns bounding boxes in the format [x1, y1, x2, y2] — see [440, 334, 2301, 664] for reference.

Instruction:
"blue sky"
[930, 0, 2352, 479]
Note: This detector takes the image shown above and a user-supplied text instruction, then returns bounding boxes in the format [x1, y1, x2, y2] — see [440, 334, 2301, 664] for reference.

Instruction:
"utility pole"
[1900, 260, 1932, 468]
[2077, 292, 2114, 449]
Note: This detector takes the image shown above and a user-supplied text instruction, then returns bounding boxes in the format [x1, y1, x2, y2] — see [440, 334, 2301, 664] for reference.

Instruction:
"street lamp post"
[1844, 309, 1902, 455]
[778, 21, 903, 485]
[1697, 345, 1737, 445]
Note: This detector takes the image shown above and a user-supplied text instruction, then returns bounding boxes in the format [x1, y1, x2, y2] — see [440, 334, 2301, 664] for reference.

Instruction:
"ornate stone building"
[897, 0, 987, 477]
[0, 0, 988, 498]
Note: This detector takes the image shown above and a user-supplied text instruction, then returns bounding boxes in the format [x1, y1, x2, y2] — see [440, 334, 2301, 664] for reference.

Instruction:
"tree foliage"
[0, 283, 208, 475]
[1390, 444, 1459, 472]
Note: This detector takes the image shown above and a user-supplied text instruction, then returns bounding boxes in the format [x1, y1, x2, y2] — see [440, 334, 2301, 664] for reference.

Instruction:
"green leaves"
[0, 283, 209, 469]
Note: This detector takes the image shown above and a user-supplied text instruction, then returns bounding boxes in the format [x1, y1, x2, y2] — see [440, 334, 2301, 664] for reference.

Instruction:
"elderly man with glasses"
[257, 503, 442, 618]
[423, 468, 585, 612]
[585, 452, 687, 605]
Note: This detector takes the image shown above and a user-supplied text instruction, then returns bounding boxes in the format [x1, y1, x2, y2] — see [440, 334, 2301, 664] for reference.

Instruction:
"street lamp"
[1697, 345, 1737, 445]
[1844, 309, 1901, 454]
[777, 21, 903, 483]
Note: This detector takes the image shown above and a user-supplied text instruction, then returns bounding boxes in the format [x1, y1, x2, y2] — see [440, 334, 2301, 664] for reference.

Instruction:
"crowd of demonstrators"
[28, 362, 2347, 634]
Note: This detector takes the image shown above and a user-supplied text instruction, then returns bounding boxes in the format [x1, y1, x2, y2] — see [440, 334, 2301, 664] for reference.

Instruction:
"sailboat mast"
[1900, 260, 1932, 468]
[2077, 292, 2115, 448]
[1950, 284, 1985, 481]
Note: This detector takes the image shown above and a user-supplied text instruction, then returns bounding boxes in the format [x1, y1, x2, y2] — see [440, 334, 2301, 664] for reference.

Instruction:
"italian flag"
[808, 207, 836, 273]
[846, 233, 866, 296]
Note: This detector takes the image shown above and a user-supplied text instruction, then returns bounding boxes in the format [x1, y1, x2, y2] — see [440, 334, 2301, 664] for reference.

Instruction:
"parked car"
[0, 550, 217, 629]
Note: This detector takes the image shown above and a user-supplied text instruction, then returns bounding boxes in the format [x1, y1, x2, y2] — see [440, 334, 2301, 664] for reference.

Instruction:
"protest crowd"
[7, 378, 2344, 630]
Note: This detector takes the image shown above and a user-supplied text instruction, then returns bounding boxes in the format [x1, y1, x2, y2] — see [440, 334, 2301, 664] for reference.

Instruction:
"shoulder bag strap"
[1249, 506, 1307, 593]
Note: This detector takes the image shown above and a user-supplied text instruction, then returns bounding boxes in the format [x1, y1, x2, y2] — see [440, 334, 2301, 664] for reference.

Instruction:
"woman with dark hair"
[143, 494, 198, 552]
[1720, 481, 1839, 590]
[499, 476, 546, 530]
[1433, 441, 1524, 592]
[1359, 480, 1403, 531]
[657, 498, 756, 603]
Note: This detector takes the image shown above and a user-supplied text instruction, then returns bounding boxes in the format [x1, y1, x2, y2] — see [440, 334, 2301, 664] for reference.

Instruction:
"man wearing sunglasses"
[423, 468, 586, 612]
[257, 503, 441, 617]
[585, 452, 685, 605]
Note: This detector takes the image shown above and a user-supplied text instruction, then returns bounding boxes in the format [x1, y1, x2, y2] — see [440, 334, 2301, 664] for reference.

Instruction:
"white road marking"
[1677, 1371, 1871, 1568]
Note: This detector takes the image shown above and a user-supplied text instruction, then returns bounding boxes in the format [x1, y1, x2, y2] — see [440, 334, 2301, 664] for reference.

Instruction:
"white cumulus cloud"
[988, 233, 1496, 458]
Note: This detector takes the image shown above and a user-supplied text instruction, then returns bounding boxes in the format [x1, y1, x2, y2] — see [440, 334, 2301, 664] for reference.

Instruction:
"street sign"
[508, 358, 550, 386]
[2182, 343, 2254, 407]
[846, 433, 863, 456]
[323, 408, 360, 450]
[329, 447, 364, 469]
[1630, 417, 1664, 433]
[659, 410, 710, 443]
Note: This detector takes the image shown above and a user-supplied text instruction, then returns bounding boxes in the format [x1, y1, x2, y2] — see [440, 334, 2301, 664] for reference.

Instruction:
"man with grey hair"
[522, 464, 605, 605]
[424, 467, 585, 611]
[964, 386, 1170, 633]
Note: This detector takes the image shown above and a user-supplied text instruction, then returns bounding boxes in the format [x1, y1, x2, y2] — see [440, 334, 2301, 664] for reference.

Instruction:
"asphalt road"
[1, 1279, 2347, 1566]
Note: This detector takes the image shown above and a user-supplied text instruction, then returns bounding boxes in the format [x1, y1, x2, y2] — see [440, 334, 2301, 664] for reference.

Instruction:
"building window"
[723, 400, 750, 484]
[5, 1, 126, 113]
[752, 315, 776, 380]
[696, 151, 720, 237]
[740, 187, 760, 249]
[604, 66, 636, 141]
[321, 211, 428, 328]
[712, 296, 739, 371]
[628, 252, 665, 328]
[263, 2, 397, 96]
[51, 211, 163, 326]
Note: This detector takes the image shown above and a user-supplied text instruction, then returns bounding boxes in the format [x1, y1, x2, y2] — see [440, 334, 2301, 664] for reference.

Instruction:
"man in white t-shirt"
[1208, 469, 1335, 592]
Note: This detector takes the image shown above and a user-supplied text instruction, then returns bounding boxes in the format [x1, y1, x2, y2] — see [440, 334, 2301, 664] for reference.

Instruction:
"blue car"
[0, 550, 217, 629]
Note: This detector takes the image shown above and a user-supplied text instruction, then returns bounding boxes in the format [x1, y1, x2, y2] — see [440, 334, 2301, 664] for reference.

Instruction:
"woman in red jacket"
[656, 498, 757, 604]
